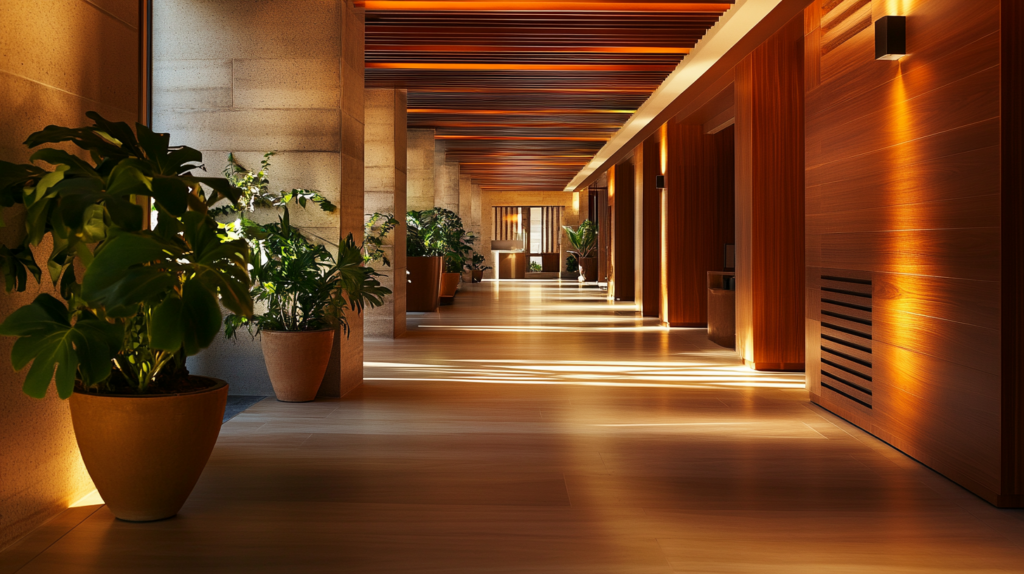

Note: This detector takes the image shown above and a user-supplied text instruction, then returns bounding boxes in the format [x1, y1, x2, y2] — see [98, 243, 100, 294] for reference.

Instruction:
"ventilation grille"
[820, 272, 872, 409]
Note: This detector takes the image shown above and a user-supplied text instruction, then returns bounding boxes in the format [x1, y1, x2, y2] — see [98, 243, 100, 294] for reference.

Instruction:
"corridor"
[3, 281, 1023, 573]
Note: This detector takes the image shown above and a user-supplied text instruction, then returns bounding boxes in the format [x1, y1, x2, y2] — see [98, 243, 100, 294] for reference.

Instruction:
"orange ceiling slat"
[365, 1, 732, 192]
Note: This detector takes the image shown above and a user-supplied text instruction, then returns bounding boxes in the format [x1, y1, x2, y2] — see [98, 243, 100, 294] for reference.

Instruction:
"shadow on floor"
[223, 396, 268, 423]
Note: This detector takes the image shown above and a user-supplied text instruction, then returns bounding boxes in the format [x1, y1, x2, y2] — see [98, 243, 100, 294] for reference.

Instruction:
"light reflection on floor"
[370, 280, 805, 391]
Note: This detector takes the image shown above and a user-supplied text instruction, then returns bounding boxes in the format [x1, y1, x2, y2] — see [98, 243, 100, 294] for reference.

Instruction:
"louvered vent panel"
[819, 272, 873, 409]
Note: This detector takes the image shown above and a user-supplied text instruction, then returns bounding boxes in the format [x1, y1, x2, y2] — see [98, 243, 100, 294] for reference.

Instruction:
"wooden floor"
[3, 280, 1024, 573]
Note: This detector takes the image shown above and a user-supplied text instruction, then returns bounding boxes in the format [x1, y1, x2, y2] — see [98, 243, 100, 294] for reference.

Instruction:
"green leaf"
[81, 232, 180, 306]
[149, 294, 184, 351]
[0, 294, 122, 399]
[106, 162, 151, 198]
[30, 149, 98, 178]
[149, 176, 189, 216]
[180, 278, 221, 356]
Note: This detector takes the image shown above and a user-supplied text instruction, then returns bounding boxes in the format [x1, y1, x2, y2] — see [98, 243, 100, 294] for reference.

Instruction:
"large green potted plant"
[434, 209, 475, 303]
[219, 155, 390, 402]
[406, 209, 444, 312]
[0, 113, 252, 522]
[563, 219, 598, 282]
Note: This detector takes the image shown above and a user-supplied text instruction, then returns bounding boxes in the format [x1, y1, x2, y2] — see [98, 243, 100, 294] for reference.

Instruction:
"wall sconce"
[655, 175, 665, 189]
[875, 16, 906, 61]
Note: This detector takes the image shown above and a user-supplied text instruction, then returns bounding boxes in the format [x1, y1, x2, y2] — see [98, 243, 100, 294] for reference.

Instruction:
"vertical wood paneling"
[641, 136, 662, 317]
[662, 123, 734, 327]
[735, 14, 805, 371]
[613, 161, 636, 301]
[806, 0, 1018, 506]
[1001, 0, 1024, 506]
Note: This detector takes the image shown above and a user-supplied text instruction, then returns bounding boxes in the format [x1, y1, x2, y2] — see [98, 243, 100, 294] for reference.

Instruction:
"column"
[734, 15, 804, 370]
[364, 88, 407, 339]
[407, 129, 435, 211]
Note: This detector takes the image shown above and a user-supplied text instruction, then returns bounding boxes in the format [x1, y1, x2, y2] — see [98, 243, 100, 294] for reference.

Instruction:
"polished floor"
[3, 280, 1023, 573]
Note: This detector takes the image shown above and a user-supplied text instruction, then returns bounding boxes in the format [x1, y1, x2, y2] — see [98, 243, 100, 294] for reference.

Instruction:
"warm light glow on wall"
[659, 123, 668, 175]
[572, 191, 580, 213]
[608, 166, 616, 201]
[367, 62, 677, 72]
[660, 188, 669, 323]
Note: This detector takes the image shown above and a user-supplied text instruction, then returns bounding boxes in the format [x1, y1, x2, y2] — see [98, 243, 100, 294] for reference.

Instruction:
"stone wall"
[407, 129, 435, 211]
[0, 0, 140, 549]
[152, 0, 365, 396]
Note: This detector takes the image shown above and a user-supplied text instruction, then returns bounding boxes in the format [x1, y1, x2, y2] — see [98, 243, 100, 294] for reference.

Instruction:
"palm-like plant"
[407, 208, 475, 272]
[0, 112, 251, 397]
[563, 219, 598, 261]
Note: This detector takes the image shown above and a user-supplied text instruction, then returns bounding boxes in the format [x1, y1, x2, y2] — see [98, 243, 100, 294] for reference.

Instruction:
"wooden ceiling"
[362, 0, 733, 193]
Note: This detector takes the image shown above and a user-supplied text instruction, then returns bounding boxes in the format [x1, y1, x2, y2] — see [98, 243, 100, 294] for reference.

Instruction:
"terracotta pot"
[580, 257, 598, 282]
[471, 270, 484, 283]
[69, 378, 228, 522]
[261, 329, 335, 402]
[407, 256, 442, 312]
[440, 272, 460, 297]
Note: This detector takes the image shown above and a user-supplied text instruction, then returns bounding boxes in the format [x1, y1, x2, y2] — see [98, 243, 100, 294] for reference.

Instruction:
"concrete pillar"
[433, 140, 460, 213]
[153, 0, 366, 396]
[471, 181, 483, 239]
[407, 129, 435, 211]
[459, 172, 473, 223]
[364, 88, 407, 339]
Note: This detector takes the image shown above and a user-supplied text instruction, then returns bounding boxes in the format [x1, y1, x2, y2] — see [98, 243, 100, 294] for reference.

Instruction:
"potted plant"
[563, 219, 598, 282]
[406, 209, 444, 311]
[219, 155, 390, 402]
[0, 113, 252, 522]
[434, 209, 474, 303]
[467, 253, 491, 283]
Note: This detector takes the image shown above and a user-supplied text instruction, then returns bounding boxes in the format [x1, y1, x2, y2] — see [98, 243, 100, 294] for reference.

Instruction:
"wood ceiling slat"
[365, 3, 731, 191]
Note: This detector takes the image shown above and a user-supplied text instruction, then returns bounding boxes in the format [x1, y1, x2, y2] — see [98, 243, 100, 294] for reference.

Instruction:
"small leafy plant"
[0, 112, 252, 397]
[529, 261, 543, 273]
[363, 212, 401, 267]
[220, 156, 391, 339]
[467, 253, 492, 272]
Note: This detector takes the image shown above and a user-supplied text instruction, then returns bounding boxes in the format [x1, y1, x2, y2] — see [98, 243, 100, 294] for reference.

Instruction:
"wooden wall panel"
[661, 124, 734, 327]
[806, 0, 1019, 506]
[612, 161, 636, 301]
[640, 136, 663, 317]
[1001, 0, 1024, 505]
[735, 14, 805, 371]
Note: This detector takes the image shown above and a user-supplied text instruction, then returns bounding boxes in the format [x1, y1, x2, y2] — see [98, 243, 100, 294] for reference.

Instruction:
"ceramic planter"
[471, 270, 484, 283]
[439, 272, 460, 305]
[580, 257, 598, 282]
[261, 329, 336, 402]
[407, 256, 443, 311]
[69, 378, 228, 522]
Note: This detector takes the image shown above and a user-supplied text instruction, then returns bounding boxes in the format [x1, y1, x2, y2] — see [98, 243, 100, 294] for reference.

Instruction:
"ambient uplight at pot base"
[69, 379, 228, 522]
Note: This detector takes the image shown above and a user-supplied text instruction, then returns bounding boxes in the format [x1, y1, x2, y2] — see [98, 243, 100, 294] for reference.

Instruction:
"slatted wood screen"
[539, 206, 562, 253]
[492, 206, 562, 253]
[819, 271, 873, 409]
[493, 207, 523, 241]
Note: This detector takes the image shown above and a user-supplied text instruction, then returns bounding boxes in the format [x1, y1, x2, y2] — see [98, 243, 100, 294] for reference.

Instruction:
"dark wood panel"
[807, 137, 1001, 213]
[818, 66, 1000, 167]
[1001, 0, 1024, 506]
[806, 0, 1015, 505]
[641, 135, 661, 317]
[662, 122, 734, 327]
[612, 160, 635, 301]
[820, 228, 1001, 283]
[735, 14, 805, 369]
[597, 184, 609, 282]
[873, 273, 1000, 332]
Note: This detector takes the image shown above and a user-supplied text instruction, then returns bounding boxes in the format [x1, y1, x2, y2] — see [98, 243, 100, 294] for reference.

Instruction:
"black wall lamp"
[655, 174, 665, 189]
[875, 16, 907, 61]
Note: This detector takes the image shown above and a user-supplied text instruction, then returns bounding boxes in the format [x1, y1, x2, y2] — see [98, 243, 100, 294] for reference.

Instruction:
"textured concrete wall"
[459, 173, 473, 225]
[406, 129, 435, 211]
[471, 182, 483, 239]
[481, 192, 577, 279]
[153, 0, 365, 397]
[433, 140, 461, 213]
[0, 0, 140, 549]
[364, 88, 407, 339]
